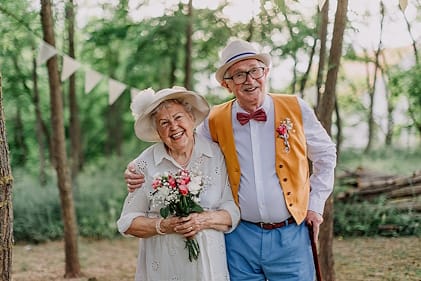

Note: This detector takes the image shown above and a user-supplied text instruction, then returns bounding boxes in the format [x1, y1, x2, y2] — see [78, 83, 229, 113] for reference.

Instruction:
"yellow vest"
[208, 94, 309, 224]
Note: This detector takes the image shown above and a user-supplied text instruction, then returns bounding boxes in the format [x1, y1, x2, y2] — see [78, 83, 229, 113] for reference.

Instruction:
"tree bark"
[317, 0, 348, 280]
[316, 0, 329, 106]
[365, 1, 385, 153]
[184, 0, 193, 90]
[39, 0, 81, 277]
[66, 0, 83, 179]
[32, 50, 48, 185]
[0, 74, 14, 281]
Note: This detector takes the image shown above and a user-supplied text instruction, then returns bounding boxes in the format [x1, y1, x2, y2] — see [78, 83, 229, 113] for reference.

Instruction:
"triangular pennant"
[108, 78, 127, 105]
[85, 69, 103, 94]
[318, 0, 327, 10]
[37, 41, 58, 64]
[399, 0, 408, 11]
[130, 88, 141, 101]
[61, 55, 82, 81]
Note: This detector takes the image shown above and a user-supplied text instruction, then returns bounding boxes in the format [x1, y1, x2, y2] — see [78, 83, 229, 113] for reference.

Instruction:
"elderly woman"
[117, 86, 240, 281]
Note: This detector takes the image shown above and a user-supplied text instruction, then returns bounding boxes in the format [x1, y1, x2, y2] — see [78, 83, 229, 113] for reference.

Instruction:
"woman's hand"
[174, 210, 232, 238]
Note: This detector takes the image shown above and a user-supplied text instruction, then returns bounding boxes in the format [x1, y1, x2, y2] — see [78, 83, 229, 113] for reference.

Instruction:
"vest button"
[289, 203, 293, 207]
[287, 191, 291, 196]
[279, 164, 284, 168]
[283, 178, 288, 182]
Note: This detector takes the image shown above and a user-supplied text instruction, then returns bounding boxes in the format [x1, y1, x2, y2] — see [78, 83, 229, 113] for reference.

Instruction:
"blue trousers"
[225, 220, 315, 281]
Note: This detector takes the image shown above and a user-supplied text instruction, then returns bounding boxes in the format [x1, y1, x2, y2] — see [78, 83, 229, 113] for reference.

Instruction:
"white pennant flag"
[399, 0, 408, 11]
[130, 88, 141, 101]
[85, 69, 103, 94]
[61, 55, 82, 81]
[37, 41, 58, 64]
[318, 0, 327, 10]
[109, 78, 127, 105]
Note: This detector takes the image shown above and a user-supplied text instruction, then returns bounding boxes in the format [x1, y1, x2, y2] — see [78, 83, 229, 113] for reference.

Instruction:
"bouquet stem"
[185, 237, 200, 262]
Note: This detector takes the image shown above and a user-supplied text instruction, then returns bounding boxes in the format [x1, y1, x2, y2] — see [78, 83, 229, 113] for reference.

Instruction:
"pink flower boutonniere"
[276, 118, 294, 152]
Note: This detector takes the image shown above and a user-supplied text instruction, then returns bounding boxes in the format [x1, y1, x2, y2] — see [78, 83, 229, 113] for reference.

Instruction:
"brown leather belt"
[242, 217, 295, 230]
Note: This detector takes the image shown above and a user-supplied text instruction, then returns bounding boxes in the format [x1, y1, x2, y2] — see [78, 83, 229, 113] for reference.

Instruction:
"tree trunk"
[400, 4, 419, 64]
[316, 0, 329, 106]
[32, 50, 47, 186]
[66, 0, 83, 179]
[317, 0, 348, 280]
[184, 0, 193, 90]
[365, 2, 385, 153]
[0, 74, 14, 281]
[39, 0, 81, 277]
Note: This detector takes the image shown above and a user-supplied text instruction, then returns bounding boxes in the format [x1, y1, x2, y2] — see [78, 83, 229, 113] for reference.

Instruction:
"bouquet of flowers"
[150, 169, 204, 261]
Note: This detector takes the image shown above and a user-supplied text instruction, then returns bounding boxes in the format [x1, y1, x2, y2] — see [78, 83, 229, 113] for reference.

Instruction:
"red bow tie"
[236, 108, 267, 125]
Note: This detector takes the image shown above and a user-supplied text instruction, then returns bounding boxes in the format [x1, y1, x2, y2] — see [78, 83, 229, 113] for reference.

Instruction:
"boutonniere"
[276, 118, 294, 152]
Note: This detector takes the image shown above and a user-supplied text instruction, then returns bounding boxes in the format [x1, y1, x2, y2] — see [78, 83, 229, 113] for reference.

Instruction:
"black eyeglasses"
[223, 67, 266, 85]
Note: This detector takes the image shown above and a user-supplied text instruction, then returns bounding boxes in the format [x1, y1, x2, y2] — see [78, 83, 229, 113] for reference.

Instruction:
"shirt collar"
[234, 94, 270, 114]
[152, 134, 214, 166]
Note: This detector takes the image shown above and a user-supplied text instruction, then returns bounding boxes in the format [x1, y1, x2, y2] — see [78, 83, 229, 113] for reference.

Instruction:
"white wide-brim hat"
[215, 39, 271, 83]
[130, 86, 210, 142]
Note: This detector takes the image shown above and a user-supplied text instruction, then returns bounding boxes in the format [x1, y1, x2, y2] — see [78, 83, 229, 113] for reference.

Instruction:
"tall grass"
[13, 155, 131, 242]
[12, 146, 421, 242]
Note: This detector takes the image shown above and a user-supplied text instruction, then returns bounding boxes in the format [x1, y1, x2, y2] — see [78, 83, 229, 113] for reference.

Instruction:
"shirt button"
[287, 191, 291, 196]
[283, 178, 288, 182]
[279, 164, 284, 168]
[289, 203, 293, 207]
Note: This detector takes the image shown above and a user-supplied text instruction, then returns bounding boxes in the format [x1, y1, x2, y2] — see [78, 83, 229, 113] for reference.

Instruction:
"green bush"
[13, 155, 132, 242]
[334, 198, 421, 237]
[335, 147, 421, 237]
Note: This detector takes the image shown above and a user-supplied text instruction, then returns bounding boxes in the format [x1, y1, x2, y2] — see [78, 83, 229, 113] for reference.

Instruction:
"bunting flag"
[61, 55, 82, 81]
[108, 78, 127, 105]
[37, 41, 58, 64]
[399, 0, 408, 11]
[85, 69, 103, 94]
[318, 0, 327, 10]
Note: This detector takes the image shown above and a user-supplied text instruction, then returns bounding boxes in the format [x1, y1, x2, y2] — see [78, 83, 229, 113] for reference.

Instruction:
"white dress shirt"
[196, 94, 336, 223]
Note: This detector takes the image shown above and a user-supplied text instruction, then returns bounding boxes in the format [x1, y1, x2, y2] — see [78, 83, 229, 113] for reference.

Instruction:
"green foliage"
[12, 153, 142, 242]
[334, 198, 421, 237]
[337, 147, 421, 174]
[335, 147, 421, 237]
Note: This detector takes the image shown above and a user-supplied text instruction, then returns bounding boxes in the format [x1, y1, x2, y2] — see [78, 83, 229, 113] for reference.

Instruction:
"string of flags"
[37, 40, 140, 105]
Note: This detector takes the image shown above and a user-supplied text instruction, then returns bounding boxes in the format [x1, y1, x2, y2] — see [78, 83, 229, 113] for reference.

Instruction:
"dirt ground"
[12, 236, 421, 281]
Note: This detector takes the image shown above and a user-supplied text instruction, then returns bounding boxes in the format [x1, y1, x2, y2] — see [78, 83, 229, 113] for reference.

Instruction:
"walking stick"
[308, 224, 323, 281]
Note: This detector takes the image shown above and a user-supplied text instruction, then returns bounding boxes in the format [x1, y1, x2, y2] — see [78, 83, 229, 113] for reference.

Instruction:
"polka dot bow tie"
[236, 108, 267, 125]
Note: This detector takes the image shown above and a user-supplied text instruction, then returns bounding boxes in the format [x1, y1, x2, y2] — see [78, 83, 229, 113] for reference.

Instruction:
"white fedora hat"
[130, 86, 210, 142]
[215, 39, 271, 83]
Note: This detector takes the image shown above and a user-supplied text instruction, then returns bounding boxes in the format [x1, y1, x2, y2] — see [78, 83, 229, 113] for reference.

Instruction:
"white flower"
[130, 88, 155, 119]
[188, 175, 203, 195]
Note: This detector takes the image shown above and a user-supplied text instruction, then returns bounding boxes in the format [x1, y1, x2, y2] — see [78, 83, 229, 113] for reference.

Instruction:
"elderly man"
[125, 39, 337, 281]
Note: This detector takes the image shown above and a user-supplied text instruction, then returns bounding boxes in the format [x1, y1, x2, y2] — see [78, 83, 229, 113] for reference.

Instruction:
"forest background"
[0, 0, 420, 280]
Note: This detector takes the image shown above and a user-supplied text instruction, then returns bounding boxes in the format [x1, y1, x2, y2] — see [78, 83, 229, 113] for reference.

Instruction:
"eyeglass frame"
[223, 66, 266, 85]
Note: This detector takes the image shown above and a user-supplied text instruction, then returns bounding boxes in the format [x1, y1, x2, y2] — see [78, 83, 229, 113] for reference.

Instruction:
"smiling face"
[221, 58, 269, 113]
[153, 100, 196, 154]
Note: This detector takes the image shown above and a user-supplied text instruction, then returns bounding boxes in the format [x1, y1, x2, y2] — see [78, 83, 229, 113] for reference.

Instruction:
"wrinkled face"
[222, 59, 269, 113]
[154, 102, 195, 152]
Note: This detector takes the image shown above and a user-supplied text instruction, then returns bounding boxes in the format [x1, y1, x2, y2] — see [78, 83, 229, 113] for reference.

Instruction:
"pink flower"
[178, 185, 189, 195]
[276, 118, 293, 152]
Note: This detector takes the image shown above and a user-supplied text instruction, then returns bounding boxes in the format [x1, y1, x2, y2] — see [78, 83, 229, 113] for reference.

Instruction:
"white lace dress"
[117, 135, 240, 281]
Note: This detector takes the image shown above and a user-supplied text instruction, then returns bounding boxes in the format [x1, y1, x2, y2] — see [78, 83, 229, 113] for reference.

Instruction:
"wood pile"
[336, 168, 421, 212]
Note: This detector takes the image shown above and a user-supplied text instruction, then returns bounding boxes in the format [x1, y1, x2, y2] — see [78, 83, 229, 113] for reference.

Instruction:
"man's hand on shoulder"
[124, 162, 145, 192]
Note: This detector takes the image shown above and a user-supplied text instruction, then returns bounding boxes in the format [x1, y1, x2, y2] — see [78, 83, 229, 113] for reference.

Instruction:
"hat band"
[225, 52, 256, 64]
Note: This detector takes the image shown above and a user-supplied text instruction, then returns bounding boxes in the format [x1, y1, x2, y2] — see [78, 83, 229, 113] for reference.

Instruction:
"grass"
[12, 236, 421, 281]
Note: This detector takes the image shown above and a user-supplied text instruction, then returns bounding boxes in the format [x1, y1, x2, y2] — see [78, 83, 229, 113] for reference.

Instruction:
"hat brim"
[134, 91, 210, 142]
[215, 53, 271, 83]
